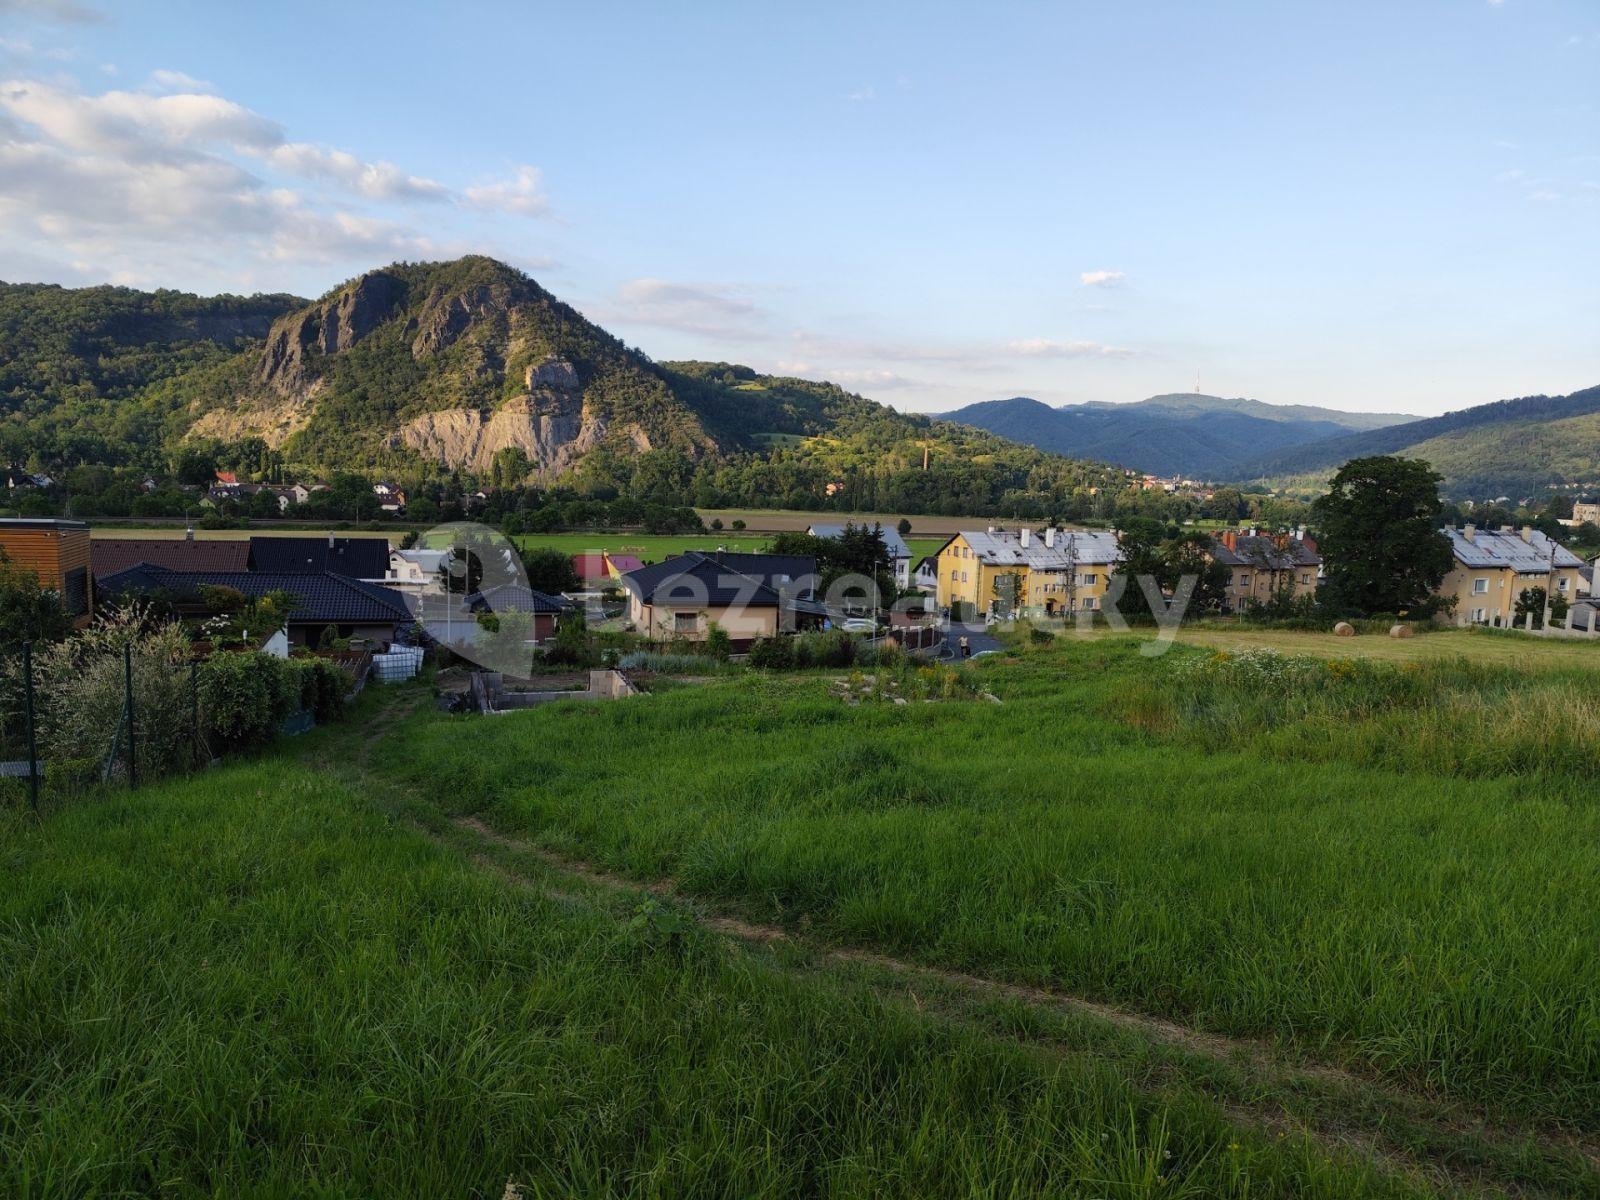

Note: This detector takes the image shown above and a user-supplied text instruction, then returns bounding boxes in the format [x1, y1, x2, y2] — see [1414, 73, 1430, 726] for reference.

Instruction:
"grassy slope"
[0, 699, 1444, 1199]
[382, 640, 1600, 1133]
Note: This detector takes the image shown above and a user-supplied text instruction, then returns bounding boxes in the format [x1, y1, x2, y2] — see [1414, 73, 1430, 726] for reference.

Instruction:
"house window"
[1082, 597, 1097, 610]
[1236, 573, 1250, 588]
[673, 612, 699, 633]
[1472, 578, 1488, 594]
[1472, 607, 1486, 623]
[1077, 573, 1097, 586]
[1300, 573, 1312, 585]
[1558, 577, 1570, 592]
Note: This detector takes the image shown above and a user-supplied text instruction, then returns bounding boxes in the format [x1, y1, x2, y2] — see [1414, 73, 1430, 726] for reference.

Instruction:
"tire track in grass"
[447, 813, 1600, 1200]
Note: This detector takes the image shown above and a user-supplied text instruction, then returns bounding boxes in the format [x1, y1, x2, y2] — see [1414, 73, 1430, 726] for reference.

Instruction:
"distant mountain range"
[938, 393, 1415, 480]
[1230, 385, 1600, 499]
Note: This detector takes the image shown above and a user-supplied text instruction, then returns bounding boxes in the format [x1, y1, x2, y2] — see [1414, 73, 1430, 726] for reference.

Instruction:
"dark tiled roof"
[622, 552, 802, 607]
[100, 565, 412, 624]
[247, 536, 389, 576]
[1209, 536, 1321, 570]
[92, 538, 249, 578]
[465, 584, 573, 614]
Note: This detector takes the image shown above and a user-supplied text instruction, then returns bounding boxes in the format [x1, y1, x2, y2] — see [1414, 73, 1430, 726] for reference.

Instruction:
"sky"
[1, 0, 1597, 418]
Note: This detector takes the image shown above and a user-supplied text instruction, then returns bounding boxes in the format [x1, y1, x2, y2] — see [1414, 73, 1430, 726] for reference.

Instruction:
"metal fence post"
[123, 644, 138, 790]
[22, 642, 39, 815]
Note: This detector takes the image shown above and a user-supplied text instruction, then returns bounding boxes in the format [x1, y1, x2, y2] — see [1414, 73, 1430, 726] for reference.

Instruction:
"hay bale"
[1388, 623, 1413, 639]
[1333, 621, 1356, 637]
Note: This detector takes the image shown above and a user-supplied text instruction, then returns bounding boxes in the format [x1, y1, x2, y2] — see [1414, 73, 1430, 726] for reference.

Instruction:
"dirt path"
[448, 813, 1600, 1200]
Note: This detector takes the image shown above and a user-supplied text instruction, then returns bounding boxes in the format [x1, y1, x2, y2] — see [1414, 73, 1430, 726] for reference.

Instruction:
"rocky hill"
[185, 256, 720, 473]
[0, 258, 1131, 515]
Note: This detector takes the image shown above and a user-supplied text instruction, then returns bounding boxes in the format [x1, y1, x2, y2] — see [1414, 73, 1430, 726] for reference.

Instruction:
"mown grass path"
[318, 682, 1600, 1198]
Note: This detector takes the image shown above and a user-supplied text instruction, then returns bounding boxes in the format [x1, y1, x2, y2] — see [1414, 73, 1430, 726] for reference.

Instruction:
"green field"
[3, 638, 1597, 1196]
[504, 531, 947, 565]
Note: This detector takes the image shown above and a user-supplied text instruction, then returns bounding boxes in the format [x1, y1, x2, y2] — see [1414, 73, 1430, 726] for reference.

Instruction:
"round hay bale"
[1388, 623, 1413, 639]
[1333, 621, 1356, 637]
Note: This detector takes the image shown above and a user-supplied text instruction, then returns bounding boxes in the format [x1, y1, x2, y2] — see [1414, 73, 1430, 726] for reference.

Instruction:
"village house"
[248, 535, 391, 580]
[1207, 530, 1321, 612]
[935, 527, 1122, 618]
[0, 517, 93, 628]
[620, 551, 819, 646]
[1572, 497, 1600, 525]
[371, 482, 406, 513]
[97, 564, 413, 648]
[807, 522, 913, 589]
[1437, 525, 1586, 627]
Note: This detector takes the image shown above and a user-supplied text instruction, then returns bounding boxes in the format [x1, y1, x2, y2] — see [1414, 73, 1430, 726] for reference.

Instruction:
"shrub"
[705, 622, 732, 661]
[199, 651, 298, 751]
[747, 636, 794, 670]
[294, 658, 348, 724]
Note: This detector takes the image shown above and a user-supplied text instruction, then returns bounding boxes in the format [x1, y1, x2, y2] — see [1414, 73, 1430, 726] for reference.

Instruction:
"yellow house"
[1206, 529, 1321, 613]
[1438, 525, 1586, 626]
[935, 527, 1121, 618]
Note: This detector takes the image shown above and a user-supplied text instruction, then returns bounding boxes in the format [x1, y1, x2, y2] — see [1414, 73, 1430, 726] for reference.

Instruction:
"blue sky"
[1, 0, 1596, 416]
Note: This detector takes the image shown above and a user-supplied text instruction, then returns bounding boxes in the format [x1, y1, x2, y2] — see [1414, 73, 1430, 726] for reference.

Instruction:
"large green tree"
[1312, 456, 1452, 615]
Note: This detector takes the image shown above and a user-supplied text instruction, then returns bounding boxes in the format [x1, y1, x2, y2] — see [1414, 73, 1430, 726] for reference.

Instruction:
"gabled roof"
[465, 584, 573, 614]
[807, 523, 912, 560]
[621, 552, 792, 607]
[1445, 526, 1583, 573]
[604, 554, 645, 576]
[1209, 535, 1321, 570]
[91, 537, 249, 578]
[957, 528, 1122, 569]
[248, 536, 390, 577]
[99, 565, 412, 624]
[572, 552, 609, 581]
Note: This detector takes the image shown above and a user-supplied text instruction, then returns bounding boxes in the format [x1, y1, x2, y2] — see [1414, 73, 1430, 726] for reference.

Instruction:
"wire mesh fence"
[0, 639, 210, 813]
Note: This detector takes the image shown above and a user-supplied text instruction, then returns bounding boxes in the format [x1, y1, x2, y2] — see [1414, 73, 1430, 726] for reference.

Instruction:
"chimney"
[1300, 534, 1318, 557]
[328, 532, 336, 549]
[1219, 529, 1238, 552]
[1045, 527, 1057, 549]
[1019, 528, 1031, 548]
[185, 526, 194, 542]
[1519, 525, 1533, 543]
[1463, 523, 1475, 542]
[987, 525, 997, 536]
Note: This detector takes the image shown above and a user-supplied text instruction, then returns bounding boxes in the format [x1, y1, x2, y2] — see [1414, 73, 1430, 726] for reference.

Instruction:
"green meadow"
[3, 636, 1598, 1196]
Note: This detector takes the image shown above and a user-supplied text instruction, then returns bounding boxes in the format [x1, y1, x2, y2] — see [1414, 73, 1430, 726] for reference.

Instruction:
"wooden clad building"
[0, 518, 93, 628]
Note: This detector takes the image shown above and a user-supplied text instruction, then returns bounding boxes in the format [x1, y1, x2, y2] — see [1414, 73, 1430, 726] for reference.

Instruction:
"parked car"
[839, 617, 880, 635]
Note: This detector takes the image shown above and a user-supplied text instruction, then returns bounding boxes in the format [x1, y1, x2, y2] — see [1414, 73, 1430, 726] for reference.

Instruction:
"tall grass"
[1118, 646, 1600, 781]
[381, 642, 1600, 1129]
[0, 754, 1425, 1198]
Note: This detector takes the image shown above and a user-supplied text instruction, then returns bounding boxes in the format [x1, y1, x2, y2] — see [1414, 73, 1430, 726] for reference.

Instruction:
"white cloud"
[0, 73, 511, 288]
[611, 277, 765, 336]
[0, 0, 103, 22]
[147, 69, 215, 94]
[464, 164, 551, 217]
[1079, 268, 1125, 288]
[1006, 337, 1133, 359]
[266, 142, 449, 202]
[847, 85, 877, 102]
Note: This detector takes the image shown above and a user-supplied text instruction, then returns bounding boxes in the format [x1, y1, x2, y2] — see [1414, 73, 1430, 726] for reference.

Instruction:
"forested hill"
[939, 392, 1414, 479]
[0, 281, 302, 465]
[1233, 385, 1600, 498]
[0, 258, 1129, 516]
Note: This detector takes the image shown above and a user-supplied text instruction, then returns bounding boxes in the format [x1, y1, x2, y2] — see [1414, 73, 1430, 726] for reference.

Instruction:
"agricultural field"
[3, 637, 1597, 1196]
[504, 531, 948, 566]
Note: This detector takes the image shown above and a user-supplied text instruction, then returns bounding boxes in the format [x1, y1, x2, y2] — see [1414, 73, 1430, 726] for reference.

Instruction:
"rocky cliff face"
[258, 270, 403, 394]
[188, 256, 719, 473]
[394, 357, 653, 475]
